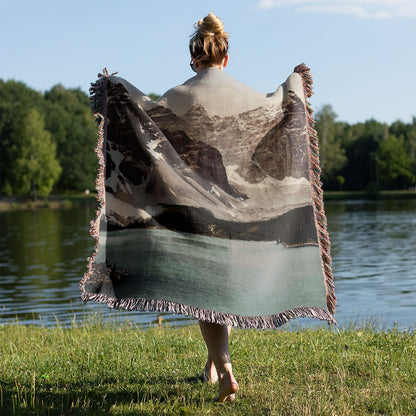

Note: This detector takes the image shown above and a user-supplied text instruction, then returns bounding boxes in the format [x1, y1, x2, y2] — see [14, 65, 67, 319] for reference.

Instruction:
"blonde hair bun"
[197, 12, 229, 39]
[189, 13, 229, 65]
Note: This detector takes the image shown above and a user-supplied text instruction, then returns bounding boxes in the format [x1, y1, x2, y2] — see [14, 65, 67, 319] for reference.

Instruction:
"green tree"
[389, 118, 416, 181]
[148, 92, 161, 101]
[0, 102, 19, 194]
[44, 85, 97, 191]
[376, 135, 415, 189]
[314, 105, 347, 188]
[0, 80, 45, 194]
[341, 119, 388, 191]
[10, 108, 61, 197]
[0, 79, 44, 109]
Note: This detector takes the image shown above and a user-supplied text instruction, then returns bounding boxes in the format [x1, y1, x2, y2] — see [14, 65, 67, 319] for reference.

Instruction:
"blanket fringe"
[79, 69, 110, 295]
[294, 63, 337, 316]
[81, 291, 337, 329]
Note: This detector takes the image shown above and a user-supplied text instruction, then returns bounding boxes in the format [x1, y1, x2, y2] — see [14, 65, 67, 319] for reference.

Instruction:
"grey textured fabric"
[80, 64, 336, 328]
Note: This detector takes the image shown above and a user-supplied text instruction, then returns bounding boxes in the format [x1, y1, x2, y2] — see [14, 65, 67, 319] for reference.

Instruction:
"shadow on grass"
[1, 374, 209, 415]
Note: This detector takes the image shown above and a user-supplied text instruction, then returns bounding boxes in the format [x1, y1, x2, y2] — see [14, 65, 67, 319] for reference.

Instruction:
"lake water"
[0, 198, 415, 330]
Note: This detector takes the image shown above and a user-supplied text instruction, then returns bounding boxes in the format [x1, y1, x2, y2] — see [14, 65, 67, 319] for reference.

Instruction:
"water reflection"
[0, 205, 190, 327]
[0, 198, 415, 330]
[325, 199, 416, 329]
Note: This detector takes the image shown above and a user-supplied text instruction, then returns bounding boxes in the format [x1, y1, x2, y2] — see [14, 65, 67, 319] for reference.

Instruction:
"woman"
[83, 11, 336, 406]
[186, 12, 238, 404]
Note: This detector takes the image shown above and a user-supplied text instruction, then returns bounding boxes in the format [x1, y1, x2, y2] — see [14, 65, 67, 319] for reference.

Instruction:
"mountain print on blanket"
[104, 80, 314, 245]
[81, 65, 336, 328]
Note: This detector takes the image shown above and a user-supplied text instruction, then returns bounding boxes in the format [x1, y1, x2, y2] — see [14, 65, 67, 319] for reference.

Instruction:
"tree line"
[315, 105, 415, 191]
[0, 80, 415, 197]
[0, 80, 97, 197]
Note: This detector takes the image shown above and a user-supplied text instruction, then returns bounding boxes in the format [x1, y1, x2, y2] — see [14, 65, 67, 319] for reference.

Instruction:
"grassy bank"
[0, 322, 414, 415]
[0, 194, 97, 211]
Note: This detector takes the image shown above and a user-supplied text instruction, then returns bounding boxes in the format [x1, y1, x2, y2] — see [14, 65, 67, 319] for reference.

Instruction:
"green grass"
[0, 320, 415, 415]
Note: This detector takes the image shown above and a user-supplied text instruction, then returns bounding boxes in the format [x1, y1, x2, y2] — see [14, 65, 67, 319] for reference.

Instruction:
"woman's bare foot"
[199, 358, 218, 383]
[215, 372, 239, 403]
[198, 321, 237, 402]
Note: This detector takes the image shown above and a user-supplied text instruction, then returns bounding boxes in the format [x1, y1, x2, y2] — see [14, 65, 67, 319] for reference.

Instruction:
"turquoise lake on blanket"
[101, 228, 327, 317]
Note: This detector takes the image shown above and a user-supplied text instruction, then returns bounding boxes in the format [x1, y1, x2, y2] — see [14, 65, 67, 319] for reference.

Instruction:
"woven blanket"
[80, 64, 336, 328]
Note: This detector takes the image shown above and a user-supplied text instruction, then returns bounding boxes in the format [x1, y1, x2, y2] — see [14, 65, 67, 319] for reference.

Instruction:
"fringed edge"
[88, 68, 118, 116]
[294, 63, 337, 316]
[79, 69, 111, 295]
[81, 291, 337, 329]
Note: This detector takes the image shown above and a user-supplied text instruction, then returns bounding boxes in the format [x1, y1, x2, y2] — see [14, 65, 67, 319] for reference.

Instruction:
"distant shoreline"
[0, 190, 415, 211]
[0, 194, 98, 211]
[323, 190, 416, 201]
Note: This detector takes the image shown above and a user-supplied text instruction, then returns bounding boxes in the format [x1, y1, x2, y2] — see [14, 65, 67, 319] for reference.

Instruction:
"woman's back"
[158, 67, 280, 117]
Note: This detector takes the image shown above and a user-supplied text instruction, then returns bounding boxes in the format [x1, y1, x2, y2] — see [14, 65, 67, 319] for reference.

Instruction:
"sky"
[1, 0, 415, 125]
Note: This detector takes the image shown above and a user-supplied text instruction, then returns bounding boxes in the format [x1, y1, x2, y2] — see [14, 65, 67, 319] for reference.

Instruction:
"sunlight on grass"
[0, 317, 414, 415]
